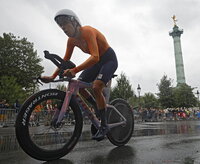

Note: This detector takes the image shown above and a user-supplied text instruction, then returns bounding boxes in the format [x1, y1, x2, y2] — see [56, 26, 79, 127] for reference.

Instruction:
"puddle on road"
[0, 135, 20, 152]
[134, 121, 200, 137]
[0, 121, 200, 152]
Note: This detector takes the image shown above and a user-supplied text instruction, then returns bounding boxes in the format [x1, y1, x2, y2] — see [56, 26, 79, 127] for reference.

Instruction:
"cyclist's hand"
[63, 69, 76, 78]
[40, 76, 54, 83]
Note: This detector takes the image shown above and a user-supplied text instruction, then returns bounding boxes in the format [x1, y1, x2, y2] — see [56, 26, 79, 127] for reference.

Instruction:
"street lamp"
[197, 90, 199, 100]
[137, 84, 141, 109]
[197, 90, 199, 109]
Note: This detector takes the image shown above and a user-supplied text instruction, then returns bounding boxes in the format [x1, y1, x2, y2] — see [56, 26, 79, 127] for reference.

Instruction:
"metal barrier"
[0, 108, 91, 128]
[0, 135, 20, 152]
[0, 108, 16, 127]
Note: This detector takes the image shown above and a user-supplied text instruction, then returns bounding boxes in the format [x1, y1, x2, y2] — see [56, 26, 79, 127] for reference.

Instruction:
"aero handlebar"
[43, 50, 76, 78]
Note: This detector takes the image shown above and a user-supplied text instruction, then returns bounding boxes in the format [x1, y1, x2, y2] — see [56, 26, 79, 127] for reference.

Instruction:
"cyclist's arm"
[63, 38, 75, 61]
[72, 30, 99, 73]
[52, 39, 75, 78]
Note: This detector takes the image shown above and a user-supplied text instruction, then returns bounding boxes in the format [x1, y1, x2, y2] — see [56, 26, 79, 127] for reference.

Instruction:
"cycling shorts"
[78, 47, 118, 85]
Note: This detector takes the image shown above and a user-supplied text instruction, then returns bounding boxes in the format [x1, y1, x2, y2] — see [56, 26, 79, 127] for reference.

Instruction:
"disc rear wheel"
[107, 98, 134, 146]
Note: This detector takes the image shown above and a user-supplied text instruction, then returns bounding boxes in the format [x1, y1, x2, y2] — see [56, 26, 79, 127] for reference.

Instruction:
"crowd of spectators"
[134, 107, 200, 122]
[1, 98, 200, 128]
[0, 99, 20, 112]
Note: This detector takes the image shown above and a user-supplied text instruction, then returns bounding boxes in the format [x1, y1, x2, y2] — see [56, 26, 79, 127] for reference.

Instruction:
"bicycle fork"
[50, 91, 72, 127]
[51, 80, 79, 127]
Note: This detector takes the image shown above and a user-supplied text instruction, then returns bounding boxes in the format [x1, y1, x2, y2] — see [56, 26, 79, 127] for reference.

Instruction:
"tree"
[173, 84, 197, 108]
[157, 75, 174, 108]
[0, 76, 26, 105]
[0, 33, 44, 95]
[56, 84, 66, 91]
[128, 96, 138, 109]
[110, 72, 134, 101]
[142, 93, 159, 109]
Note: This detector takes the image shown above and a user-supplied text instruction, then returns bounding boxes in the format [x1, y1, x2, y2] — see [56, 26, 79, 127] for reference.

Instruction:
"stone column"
[169, 24, 186, 84]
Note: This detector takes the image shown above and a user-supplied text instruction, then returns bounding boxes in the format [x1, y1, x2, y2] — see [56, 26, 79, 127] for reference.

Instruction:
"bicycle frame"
[41, 51, 127, 130]
[15, 51, 133, 161]
[52, 78, 127, 130]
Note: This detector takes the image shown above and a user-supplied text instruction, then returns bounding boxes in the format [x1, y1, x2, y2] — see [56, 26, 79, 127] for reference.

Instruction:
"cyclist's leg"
[78, 63, 101, 83]
[93, 80, 106, 110]
[78, 64, 101, 117]
[79, 88, 100, 118]
[79, 47, 118, 141]
[92, 48, 118, 110]
[93, 50, 118, 111]
[92, 61, 118, 141]
[92, 80, 109, 141]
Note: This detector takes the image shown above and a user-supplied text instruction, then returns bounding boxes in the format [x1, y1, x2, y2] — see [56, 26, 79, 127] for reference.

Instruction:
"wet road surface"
[0, 120, 200, 164]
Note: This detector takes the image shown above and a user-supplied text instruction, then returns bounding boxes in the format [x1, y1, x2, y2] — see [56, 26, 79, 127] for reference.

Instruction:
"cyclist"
[41, 9, 118, 141]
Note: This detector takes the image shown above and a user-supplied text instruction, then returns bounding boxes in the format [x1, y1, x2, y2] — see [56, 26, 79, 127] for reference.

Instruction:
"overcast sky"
[1, 0, 200, 96]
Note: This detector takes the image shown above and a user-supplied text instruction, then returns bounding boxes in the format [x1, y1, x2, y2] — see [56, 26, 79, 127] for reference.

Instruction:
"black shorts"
[78, 47, 118, 85]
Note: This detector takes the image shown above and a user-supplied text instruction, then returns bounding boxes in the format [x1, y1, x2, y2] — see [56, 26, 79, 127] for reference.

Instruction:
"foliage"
[110, 72, 134, 101]
[173, 83, 197, 108]
[157, 75, 174, 108]
[0, 33, 44, 95]
[142, 93, 159, 109]
[0, 76, 27, 105]
[127, 96, 137, 108]
[157, 75, 198, 108]
[0, 33, 44, 104]
[56, 84, 66, 91]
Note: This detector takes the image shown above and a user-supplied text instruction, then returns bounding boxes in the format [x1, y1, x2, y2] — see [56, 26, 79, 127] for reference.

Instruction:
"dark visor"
[55, 16, 71, 27]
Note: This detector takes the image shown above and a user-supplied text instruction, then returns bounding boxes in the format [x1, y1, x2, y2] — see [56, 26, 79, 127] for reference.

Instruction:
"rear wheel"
[15, 89, 83, 161]
[107, 98, 134, 146]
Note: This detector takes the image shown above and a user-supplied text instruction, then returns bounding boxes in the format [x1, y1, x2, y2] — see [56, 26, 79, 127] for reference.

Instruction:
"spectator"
[0, 99, 9, 127]
[141, 109, 148, 122]
[14, 99, 21, 113]
[197, 110, 200, 119]
[0, 99, 9, 108]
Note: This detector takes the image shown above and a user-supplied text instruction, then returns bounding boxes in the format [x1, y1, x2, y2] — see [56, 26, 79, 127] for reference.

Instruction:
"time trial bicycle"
[15, 51, 134, 161]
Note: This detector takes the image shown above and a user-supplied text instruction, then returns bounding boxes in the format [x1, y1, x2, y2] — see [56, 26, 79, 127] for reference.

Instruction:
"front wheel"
[107, 98, 134, 146]
[15, 89, 83, 161]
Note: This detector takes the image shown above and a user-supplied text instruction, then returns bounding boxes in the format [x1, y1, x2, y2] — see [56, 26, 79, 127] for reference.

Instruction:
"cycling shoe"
[92, 126, 110, 141]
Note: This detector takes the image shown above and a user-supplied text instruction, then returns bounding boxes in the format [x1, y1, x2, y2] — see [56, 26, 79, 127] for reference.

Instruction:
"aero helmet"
[54, 9, 81, 26]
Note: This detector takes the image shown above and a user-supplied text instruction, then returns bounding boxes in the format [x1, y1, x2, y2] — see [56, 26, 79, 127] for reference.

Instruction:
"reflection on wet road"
[134, 120, 200, 137]
[0, 120, 200, 163]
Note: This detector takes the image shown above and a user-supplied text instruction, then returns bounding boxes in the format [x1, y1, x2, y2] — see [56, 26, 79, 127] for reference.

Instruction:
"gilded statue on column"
[172, 15, 178, 26]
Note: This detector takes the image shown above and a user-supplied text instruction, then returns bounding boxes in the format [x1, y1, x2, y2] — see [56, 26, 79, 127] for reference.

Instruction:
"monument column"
[169, 15, 186, 84]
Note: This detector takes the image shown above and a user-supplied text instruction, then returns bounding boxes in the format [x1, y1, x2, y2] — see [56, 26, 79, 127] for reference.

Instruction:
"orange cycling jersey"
[63, 26, 110, 73]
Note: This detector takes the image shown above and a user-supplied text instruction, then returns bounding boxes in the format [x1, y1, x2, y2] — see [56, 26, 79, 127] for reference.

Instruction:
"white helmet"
[54, 9, 81, 26]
